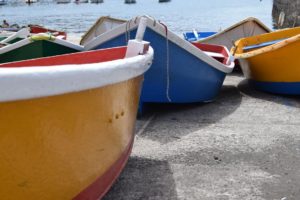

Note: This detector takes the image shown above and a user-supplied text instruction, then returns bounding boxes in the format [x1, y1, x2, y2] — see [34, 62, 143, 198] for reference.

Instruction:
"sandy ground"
[102, 73, 300, 200]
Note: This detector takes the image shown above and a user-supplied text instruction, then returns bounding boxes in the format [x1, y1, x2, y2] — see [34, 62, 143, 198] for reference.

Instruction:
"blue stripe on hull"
[92, 28, 226, 103]
[250, 80, 300, 95]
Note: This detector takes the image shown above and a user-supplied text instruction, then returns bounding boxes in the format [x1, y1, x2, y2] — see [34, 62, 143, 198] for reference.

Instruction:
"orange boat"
[0, 19, 153, 200]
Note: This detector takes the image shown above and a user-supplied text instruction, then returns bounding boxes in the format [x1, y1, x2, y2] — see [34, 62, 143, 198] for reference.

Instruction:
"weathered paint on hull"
[0, 40, 78, 64]
[0, 76, 142, 200]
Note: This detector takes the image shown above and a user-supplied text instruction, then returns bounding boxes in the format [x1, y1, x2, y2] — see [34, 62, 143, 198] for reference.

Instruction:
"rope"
[159, 21, 171, 102]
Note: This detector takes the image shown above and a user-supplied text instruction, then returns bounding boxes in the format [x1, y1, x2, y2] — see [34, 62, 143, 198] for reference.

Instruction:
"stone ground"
[103, 73, 300, 200]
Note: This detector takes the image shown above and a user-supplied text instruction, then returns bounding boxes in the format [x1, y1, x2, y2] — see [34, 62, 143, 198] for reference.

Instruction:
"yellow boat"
[0, 20, 153, 200]
[232, 26, 300, 94]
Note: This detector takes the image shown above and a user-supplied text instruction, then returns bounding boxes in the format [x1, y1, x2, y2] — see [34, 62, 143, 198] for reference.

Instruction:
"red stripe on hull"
[73, 137, 134, 200]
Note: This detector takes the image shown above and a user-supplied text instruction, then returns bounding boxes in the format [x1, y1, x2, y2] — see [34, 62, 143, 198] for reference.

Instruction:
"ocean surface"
[0, 0, 273, 37]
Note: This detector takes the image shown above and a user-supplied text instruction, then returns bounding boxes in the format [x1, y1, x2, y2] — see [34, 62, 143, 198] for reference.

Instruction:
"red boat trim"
[73, 136, 134, 200]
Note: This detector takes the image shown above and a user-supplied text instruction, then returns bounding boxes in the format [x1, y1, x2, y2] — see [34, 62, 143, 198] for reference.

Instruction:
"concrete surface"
[104, 73, 300, 200]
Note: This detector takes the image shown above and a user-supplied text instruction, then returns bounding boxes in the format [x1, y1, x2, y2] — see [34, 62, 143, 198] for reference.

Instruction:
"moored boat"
[80, 16, 126, 45]
[0, 0, 7, 5]
[56, 0, 71, 3]
[84, 16, 234, 113]
[193, 17, 271, 50]
[232, 26, 300, 95]
[0, 33, 83, 64]
[74, 0, 88, 3]
[90, 0, 103, 3]
[0, 19, 153, 199]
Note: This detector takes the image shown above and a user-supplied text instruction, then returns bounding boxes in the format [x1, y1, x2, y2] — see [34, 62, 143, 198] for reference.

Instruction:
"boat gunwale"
[84, 15, 234, 73]
[0, 34, 83, 54]
[233, 32, 300, 59]
[0, 46, 153, 102]
[197, 17, 272, 44]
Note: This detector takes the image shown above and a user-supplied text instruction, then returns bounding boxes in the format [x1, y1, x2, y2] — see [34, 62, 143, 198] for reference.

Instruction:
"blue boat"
[84, 16, 234, 112]
[183, 31, 217, 42]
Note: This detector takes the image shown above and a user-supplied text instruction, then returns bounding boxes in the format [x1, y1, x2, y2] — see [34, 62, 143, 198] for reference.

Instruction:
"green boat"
[0, 33, 83, 64]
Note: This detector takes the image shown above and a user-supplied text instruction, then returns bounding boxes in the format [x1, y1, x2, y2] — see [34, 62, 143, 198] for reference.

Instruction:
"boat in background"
[159, 0, 170, 2]
[84, 16, 234, 113]
[232, 26, 300, 95]
[183, 31, 217, 42]
[0, 0, 7, 5]
[0, 18, 153, 200]
[193, 17, 271, 50]
[0, 33, 83, 64]
[56, 0, 71, 3]
[74, 0, 88, 3]
[80, 16, 126, 45]
[90, 0, 103, 3]
[25, 0, 38, 3]
[29, 25, 67, 40]
[124, 0, 136, 4]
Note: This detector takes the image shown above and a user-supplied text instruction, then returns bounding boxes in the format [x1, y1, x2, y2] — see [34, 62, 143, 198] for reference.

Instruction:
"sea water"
[0, 0, 272, 37]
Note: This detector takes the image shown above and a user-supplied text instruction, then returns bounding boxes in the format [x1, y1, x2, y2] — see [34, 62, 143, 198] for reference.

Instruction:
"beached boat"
[56, 0, 71, 3]
[80, 16, 126, 45]
[0, 33, 83, 64]
[0, 20, 153, 200]
[84, 16, 234, 112]
[183, 31, 217, 42]
[29, 25, 67, 40]
[232, 26, 300, 95]
[192, 17, 271, 50]
[0, 28, 30, 44]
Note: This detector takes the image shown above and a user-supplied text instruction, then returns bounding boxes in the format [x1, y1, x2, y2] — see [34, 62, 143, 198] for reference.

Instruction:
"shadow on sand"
[136, 85, 242, 143]
[237, 79, 300, 108]
[103, 156, 178, 200]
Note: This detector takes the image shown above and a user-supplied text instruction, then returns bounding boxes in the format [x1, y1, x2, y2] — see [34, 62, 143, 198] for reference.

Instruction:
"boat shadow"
[103, 156, 178, 200]
[136, 84, 242, 144]
[237, 79, 300, 108]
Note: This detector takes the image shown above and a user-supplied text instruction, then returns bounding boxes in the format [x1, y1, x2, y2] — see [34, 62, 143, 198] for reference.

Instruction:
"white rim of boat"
[0, 34, 83, 54]
[199, 17, 272, 43]
[234, 29, 300, 59]
[84, 15, 234, 74]
[0, 47, 153, 102]
[80, 16, 126, 45]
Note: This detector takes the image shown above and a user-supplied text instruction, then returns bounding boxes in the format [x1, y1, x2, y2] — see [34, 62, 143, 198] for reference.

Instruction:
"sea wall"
[272, 0, 300, 28]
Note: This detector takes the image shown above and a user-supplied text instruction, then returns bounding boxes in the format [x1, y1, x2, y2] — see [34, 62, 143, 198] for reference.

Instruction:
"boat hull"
[91, 28, 227, 104]
[234, 27, 300, 95]
[0, 76, 143, 200]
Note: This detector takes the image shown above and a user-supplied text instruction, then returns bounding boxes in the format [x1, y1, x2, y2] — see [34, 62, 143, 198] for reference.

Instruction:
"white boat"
[56, 0, 71, 3]
[80, 16, 126, 45]
[198, 17, 272, 50]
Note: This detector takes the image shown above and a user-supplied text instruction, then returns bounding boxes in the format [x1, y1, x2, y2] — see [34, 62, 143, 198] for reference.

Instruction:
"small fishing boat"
[90, 0, 103, 3]
[0, 19, 153, 200]
[56, 0, 71, 3]
[0, 28, 30, 44]
[191, 17, 271, 50]
[80, 16, 126, 45]
[29, 25, 67, 40]
[0, 33, 83, 64]
[159, 0, 170, 2]
[84, 16, 234, 113]
[232, 26, 300, 95]
[183, 31, 217, 42]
